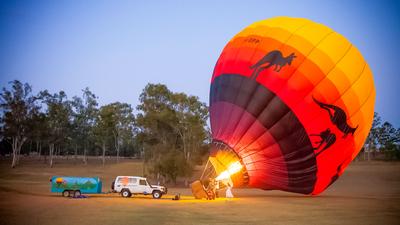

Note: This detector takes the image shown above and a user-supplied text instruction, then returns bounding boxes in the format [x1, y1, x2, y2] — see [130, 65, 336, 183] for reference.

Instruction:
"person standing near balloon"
[206, 178, 216, 200]
[225, 182, 234, 199]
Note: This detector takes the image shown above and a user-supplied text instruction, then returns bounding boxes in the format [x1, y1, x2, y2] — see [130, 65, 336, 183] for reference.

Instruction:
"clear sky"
[0, 0, 399, 127]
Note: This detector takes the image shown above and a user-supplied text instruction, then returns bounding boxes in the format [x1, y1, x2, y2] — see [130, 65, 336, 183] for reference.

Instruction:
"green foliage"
[39, 90, 72, 145]
[364, 113, 400, 160]
[0, 80, 40, 167]
[365, 112, 382, 151]
[0, 80, 210, 174]
[96, 102, 135, 149]
[94, 102, 135, 164]
[70, 88, 99, 156]
[150, 149, 193, 184]
[378, 122, 400, 160]
[136, 83, 209, 183]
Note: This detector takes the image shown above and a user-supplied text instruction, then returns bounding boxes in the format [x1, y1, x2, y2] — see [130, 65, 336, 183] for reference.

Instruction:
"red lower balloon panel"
[210, 74, 317, 195]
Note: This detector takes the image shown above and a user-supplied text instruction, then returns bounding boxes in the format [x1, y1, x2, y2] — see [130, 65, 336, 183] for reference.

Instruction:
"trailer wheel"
[152, 190, 162, 199]
[121, 189, 131, 198]
[73, 190, 81, 198]
[62, 190, 70, 197]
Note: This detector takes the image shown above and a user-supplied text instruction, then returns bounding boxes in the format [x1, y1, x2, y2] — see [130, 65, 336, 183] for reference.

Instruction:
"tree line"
[0, 80, 210, 184]
[363, 112, 400, 160]
[1, 80, 399, 182]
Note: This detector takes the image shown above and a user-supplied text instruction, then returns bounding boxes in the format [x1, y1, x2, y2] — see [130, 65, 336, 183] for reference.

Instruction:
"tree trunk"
[36, 141, 40, 159]
[11, 136, 26, 168]
[28, 140, 32, 156]
[74, 143, 78, 163]
[43, 145, 47, 164]
[367, 150, 370, 161]
[114, 132, 120, 163]
[115, 139, 120, 164]
[16, 140, 21, 165]
[38, 141, 42, 159]
[11, 138, 18, 168]
[56, 145, 58, 160]
[83, 143, 87, 165]
[142, 160, 146, 176]
[116, 146, 120, 163]
[142, 146, 146, 176]
[102, 141, 106, 167]
[49, 143, 54, 168]
[16, 141, 22, 165]
[56, 145, 60, 158]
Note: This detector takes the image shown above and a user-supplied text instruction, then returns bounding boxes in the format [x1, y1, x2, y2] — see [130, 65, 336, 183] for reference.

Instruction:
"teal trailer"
[50, 176, 102, 197]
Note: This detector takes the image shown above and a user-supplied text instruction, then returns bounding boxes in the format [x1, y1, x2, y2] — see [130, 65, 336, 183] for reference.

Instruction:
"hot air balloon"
[204, 17, 375, 195]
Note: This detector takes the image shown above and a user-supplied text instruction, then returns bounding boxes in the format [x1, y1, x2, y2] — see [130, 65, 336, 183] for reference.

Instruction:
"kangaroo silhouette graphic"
[249, 50, 296, 79]
[310, 128, 337, 156]
[312, 97, 358, 138]
[328, 163, 344, 187]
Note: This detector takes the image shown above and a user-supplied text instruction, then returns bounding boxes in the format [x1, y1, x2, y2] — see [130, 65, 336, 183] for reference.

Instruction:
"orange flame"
[215, 161, 243, 181]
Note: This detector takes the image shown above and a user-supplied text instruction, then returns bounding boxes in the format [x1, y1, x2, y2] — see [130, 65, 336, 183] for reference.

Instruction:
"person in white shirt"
[225, 182, 234, 199]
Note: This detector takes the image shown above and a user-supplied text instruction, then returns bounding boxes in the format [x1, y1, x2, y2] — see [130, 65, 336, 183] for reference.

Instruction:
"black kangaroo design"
[328, 163, 343, 187]
[312, 97, 358, 138]
[249, 50, 296, 79]
[310, 128, 336, 156]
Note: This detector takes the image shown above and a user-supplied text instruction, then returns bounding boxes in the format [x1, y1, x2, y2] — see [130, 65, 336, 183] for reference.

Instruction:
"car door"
[137, 179, 150, 194]
[144, 179, 154, 193]
[127, 177, 138, 193]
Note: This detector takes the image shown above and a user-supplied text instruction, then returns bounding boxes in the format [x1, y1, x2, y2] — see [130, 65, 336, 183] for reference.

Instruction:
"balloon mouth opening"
[201, 140, 249, 187]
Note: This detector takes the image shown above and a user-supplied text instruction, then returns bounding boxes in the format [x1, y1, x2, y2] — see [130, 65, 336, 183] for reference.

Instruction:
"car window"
[117, 177, 129, 186]
[129, 178, 137, 184]
[139, 179, 147, 186]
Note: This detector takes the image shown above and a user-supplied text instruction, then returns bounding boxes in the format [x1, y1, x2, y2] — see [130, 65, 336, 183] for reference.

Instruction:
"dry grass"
[0, 157, 399, 225]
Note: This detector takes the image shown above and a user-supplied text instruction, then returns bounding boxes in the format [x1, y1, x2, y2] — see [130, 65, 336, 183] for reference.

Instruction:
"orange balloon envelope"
[209, 17, 375, 195]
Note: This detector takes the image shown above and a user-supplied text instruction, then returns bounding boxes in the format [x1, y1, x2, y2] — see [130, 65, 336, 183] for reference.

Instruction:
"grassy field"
[0, 157, 399, 225]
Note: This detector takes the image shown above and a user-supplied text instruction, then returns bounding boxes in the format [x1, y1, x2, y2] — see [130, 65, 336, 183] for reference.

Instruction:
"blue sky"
[0, 0, 399, 127]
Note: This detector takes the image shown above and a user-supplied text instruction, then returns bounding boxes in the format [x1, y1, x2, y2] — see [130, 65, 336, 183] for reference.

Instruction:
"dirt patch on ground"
[0, 158, 399, 225]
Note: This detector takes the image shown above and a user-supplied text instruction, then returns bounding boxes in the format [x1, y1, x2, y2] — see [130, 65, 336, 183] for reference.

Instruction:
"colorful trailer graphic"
[50, 176, 102, 197]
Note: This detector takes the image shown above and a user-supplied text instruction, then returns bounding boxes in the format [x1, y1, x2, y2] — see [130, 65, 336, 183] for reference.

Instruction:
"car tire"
[74, 190, 81, 198]
[121, 189, 131, 198]
[62, 190, 70, 197]
[152, 190, 162, 199]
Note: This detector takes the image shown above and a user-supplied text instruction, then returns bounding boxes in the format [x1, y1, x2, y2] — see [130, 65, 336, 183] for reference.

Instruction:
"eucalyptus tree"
[30, 110, 47, 158]
[136, 84, 178, 180]
[364, 112, 382, 160]
[71, 88, 98, 164]
[94, 104, 114, 166]
[171, 93, 208, 163]
[378, 122, 399, 159]
[0, 80, 39, 168]
[71, 95, 84, 161]
[107, 102, 135, 162]
[136, 83, 209, 183]
[39, 90, 72, 167]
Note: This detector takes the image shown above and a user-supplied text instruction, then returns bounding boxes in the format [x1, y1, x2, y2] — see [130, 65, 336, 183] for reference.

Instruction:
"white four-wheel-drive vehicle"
[111, 176, 167, 199]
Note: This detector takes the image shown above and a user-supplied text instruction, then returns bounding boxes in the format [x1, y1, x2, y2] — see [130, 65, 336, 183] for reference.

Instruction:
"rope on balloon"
[200, 159, 210, 180]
